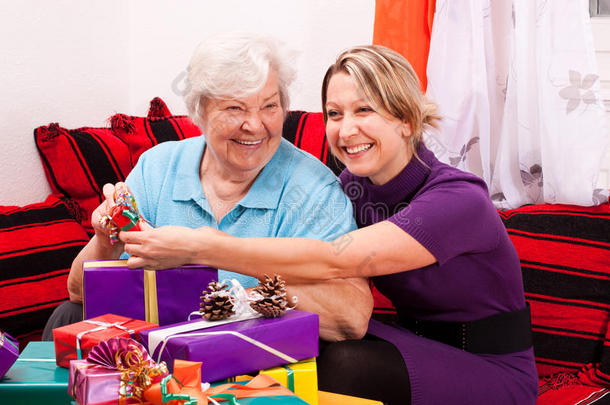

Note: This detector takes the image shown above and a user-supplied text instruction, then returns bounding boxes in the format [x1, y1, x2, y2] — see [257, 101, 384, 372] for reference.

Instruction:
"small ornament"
[99, 190, 152, 245]
[200, 281, 235, 321]
[250, 274, 289, 318]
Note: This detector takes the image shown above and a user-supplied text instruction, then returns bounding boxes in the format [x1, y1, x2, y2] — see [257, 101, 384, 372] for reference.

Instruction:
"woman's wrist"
[192, 226, 224, 266]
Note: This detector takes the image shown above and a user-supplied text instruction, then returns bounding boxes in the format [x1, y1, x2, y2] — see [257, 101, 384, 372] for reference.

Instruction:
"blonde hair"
[321, 45, 440, 152]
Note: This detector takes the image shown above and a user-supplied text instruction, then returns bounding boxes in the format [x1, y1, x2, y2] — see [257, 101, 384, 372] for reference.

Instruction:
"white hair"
[184, 32, 296, 128]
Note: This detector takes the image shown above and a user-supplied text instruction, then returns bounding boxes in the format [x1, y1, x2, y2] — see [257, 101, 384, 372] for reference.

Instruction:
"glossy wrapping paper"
[139, 310, 319, 383]
[69, 359, 125, 405]
[0, 342, 72, 405]
[260, 358, 318, 405]
[68, 338, 168, 405]
[0, 331, 19, 378]
[83, 260, 217, 325]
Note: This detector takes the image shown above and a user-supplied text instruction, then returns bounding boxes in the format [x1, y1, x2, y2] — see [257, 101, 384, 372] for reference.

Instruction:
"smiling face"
[325, 72, 412, 185]
[200, 69, 284, 178]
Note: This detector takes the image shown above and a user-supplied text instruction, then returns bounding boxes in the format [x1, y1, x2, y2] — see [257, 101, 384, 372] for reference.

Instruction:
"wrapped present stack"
[0, 191, 379, 404]
[0, 270, 328, 404]
[67, 336, 315, 403]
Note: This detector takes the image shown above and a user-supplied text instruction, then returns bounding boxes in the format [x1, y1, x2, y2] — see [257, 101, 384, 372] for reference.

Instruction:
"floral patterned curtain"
[425, 0, 609, 208]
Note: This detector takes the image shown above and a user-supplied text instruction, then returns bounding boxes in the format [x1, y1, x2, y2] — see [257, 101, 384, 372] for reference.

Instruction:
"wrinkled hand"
[119, 225, 199, 270]
[92, 182, 131, 251]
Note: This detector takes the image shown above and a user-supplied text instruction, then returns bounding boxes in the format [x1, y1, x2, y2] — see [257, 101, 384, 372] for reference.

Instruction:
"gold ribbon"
[144, 269, 159, 324]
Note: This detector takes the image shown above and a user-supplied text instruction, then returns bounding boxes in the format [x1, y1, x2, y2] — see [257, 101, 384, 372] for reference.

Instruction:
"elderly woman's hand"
[91, 182, 130, 251]
[119, 225, 204, 270]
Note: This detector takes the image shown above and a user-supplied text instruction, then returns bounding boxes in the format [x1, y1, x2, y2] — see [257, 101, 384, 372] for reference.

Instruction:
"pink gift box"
[69, 359, 126, 405]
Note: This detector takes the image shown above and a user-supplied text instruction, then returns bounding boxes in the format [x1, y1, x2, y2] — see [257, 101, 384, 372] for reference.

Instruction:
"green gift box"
[0, 341, 71, 405]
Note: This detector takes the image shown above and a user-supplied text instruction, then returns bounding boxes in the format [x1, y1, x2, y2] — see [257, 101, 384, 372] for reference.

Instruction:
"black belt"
[397, 305, 533, 354]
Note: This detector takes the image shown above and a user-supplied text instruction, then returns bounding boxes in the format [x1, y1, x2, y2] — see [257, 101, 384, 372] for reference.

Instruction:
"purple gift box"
[83, 260, 216, 325]
[139, 310, 319, 383]
[0, 331, 19, 378]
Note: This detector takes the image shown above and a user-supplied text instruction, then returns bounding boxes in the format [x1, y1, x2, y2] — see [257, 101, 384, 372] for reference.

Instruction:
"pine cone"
[250, 274, 288, 318]
[200, 281, 234, 321]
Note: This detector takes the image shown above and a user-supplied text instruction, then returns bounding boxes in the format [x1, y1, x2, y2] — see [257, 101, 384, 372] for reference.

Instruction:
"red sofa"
[1, 98, 609, 403]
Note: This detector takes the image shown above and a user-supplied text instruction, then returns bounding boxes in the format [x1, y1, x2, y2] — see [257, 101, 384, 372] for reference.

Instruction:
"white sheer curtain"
[425, 0, 609, 209]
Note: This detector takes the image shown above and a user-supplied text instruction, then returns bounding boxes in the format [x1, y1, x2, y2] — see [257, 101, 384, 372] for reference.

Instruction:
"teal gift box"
[0, 341, 71, 405]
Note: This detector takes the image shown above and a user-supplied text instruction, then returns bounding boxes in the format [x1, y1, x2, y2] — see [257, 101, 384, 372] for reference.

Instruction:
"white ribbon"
[154, 330, 298, 365]
[76, 320, 135, 359]
[227, 278, 263, 317]
[188, 278, 261, 321]
[148, 312, 261, 356]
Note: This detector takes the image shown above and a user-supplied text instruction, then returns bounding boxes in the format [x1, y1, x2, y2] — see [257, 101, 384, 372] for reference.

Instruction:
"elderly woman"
[121, 45, 538, 405]
[44, 33, 372, 342]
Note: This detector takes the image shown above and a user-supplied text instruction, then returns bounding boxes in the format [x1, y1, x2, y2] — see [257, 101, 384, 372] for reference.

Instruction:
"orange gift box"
[53, 313, 157, 368]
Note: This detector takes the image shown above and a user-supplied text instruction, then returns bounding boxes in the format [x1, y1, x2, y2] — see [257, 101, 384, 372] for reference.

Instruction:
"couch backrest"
[500, 203, 610, 379]
[30, 100, 610, 381]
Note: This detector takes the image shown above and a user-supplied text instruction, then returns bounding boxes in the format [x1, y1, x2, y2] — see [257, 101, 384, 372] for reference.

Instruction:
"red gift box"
[53, 314, 157, 368]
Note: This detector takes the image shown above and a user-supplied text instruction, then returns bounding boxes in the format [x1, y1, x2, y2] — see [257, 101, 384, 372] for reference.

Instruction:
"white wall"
[127, 0, 374, 115]
[0, 0, 374, 206]
[0, 1, 130, 205]
[1, 1, 607, 206]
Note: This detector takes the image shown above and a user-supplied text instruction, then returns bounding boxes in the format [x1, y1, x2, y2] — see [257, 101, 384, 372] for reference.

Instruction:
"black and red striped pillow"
[0, 194, 89, 347]
[34, 98, 201, 234]
[282, 111, 345, 176]
[111, 112, 201, 166]
[500, 202, 610, 378]
[34, 123, 132, 234]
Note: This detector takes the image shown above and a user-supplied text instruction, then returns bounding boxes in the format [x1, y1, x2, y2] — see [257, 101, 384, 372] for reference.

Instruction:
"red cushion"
[536, 373, 610, 405]
[0, 195, 89, 347]
[111, 113, 201, 165]
[500, 202, 610, 378]
[34, 123, 133, 234]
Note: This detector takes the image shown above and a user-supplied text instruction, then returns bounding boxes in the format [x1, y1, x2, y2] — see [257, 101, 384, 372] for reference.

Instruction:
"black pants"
[318, 335, 411, 405]
[41, 301, 83, 341]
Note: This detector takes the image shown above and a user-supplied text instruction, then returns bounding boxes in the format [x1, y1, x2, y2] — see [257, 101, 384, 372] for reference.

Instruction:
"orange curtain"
[373, 0, 436, 91]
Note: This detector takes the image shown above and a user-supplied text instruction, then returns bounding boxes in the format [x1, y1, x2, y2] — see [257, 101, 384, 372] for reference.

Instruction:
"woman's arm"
[67, 235, 124, 303]
[120, 225, 377, 340]
[288, 277, 373, 341]
[120, 220, 437, 283]
[67, 183, 126, 303]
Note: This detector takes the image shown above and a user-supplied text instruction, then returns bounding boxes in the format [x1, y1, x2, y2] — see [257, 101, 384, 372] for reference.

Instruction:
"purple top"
[340, 143, 527, 322]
